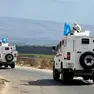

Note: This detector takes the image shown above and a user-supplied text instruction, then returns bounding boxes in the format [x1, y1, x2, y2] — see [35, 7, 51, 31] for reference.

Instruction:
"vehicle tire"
[93, 79, 94, 83]
[53, 62, 60, 80]
[61, 70, 73, 83]
[79, 52, 94, 69]
[5, 54, 14, 62]
[92, 75, 94, 83]
[83, 76, 89, 80]
[0, 64, 2, 67]
[5, 65, 8, 68]
[10, 63, 15, 68]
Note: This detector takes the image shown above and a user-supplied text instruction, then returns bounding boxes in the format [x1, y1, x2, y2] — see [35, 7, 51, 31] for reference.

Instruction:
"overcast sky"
[0, 0, 94, 24]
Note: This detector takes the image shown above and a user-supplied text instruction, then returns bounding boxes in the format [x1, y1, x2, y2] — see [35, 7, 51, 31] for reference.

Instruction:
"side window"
[56, 44, 59, 52]
[62, 39, 66, 47]
[57, 41, 62, 53]
[60, 41, 62, 52]
[0, 42, 1, 46]
[60, 41, 62, 47]
[56, 40, 66, 53]
[62, 40, 64, 45]
[56, 44, 60, 54]
[60, 40, 66, 52]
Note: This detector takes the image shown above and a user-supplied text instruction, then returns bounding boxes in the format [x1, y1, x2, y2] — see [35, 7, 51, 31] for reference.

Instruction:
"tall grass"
[17, 56, 53, 69]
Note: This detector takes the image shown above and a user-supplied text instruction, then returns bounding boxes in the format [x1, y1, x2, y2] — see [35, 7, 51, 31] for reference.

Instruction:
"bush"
[17, 56, 53, 69]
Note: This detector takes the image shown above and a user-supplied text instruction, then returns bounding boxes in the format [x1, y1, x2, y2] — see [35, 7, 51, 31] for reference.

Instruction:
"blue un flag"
[63, 23, 71, 36]
[2, 38, 6, 43]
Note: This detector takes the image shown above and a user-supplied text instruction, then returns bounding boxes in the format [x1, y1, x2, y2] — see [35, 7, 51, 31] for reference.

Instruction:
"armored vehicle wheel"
[53, 63, 60, 80]
[61, 70, 73, 83]
[10, 63, 15, 68]
[5, 65, 8, 68]
[83, 76, 89, 80]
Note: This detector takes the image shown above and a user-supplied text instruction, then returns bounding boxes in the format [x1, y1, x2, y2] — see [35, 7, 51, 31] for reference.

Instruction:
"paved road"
[0, 66, 94, 94]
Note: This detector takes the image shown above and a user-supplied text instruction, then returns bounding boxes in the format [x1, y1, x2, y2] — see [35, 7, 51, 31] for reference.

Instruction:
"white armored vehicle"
[52, 31, 94, 82]
[0, 39, 18, 68]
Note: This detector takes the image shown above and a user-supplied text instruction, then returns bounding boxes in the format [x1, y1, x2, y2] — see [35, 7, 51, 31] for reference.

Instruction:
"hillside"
[0, 17, 94, 46]
[16, 45, 55, 55]
[0, 17, 63, 46]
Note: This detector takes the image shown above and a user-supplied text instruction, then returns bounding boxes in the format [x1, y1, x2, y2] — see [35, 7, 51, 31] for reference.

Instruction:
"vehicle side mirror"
[52, 46, 56, 51]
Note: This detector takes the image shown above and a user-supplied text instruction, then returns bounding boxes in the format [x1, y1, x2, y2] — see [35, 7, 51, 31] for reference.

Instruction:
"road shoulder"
[0, 77, 10, 94]
[16, 65, 52, 73]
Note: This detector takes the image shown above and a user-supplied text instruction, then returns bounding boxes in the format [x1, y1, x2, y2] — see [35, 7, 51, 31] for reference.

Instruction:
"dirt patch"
[17, 56, 53, 70]
[0, 78, 9, 90]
